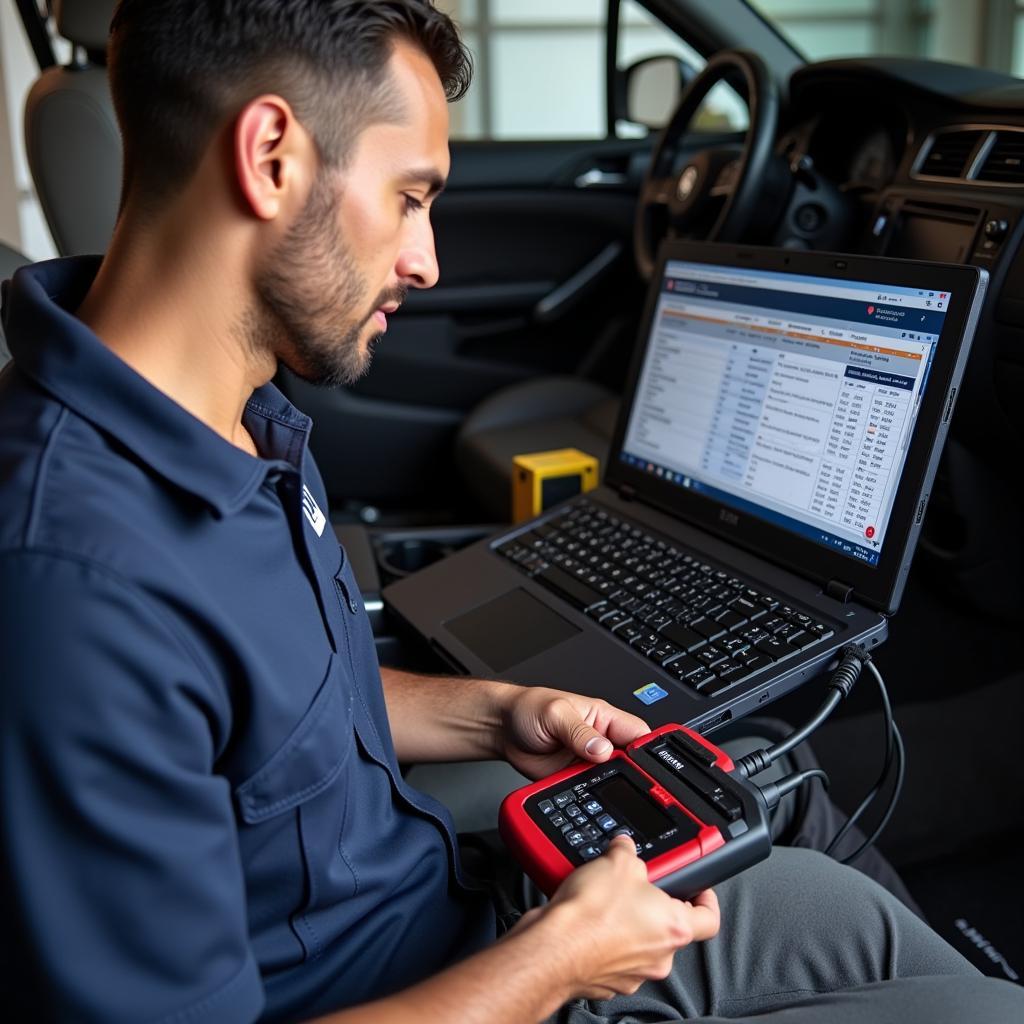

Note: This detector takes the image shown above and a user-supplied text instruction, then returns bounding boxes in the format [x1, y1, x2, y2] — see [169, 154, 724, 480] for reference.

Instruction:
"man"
[0, 2, 1020, 1022]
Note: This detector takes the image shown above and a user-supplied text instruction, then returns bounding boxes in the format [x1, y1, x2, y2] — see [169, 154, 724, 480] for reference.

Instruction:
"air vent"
[917, 130, 984, 179]
[976, 131, 1024, 184]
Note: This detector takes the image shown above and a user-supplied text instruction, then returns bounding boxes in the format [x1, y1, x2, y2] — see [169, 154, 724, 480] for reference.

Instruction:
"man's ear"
[233, 95, 313, 221]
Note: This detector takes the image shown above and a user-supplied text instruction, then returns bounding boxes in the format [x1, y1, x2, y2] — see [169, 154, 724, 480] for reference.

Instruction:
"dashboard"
[764, 58, 1024, 450]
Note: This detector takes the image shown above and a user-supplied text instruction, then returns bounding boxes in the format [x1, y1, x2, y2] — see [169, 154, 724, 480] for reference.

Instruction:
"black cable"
[841, 725, 905, 865]
[823, 656, 896, 858]
[730, 645, 904, 863]
[756, 689, 843, 766]
[836, 663, 905, 865]
[735, 646, 868, 779]
[756, 768, 830, 811]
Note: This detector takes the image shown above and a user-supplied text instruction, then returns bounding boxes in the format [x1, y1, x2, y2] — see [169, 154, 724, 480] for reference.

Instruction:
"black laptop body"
[384, 242, 988, 734]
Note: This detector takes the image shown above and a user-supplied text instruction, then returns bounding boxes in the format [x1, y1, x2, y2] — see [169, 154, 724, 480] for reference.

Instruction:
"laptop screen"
[619, 259, 951, 567]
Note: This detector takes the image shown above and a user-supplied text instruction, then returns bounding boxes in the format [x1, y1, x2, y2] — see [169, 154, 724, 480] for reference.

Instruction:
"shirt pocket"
[234, 653, 357, 964]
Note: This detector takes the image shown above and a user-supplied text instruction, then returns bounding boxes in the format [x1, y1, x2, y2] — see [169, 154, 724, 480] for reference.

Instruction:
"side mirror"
[621, 55, 697, 130]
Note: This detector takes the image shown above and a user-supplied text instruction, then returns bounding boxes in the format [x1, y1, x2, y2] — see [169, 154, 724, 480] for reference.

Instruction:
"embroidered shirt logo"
[301, 484, 326, 537]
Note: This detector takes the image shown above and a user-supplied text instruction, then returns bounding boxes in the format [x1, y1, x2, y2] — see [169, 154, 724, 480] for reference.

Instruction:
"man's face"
[254, 41, 450, 387]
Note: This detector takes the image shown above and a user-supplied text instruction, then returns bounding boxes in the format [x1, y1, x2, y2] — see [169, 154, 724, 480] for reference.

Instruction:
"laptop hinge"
[825, 579, 855, 603]
[618, 483, 637, 501]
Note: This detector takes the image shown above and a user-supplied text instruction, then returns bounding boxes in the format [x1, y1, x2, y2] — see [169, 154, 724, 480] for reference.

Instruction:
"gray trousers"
[555, 845, 1024, 1023]
[408, 745, 1024, 1022]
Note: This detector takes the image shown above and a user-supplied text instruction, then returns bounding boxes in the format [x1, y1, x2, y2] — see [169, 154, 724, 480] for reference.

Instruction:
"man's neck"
[76, 203, 273, 456]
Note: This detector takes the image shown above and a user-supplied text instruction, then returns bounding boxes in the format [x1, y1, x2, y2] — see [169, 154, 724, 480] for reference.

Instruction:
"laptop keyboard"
[495, 499, 835, 698]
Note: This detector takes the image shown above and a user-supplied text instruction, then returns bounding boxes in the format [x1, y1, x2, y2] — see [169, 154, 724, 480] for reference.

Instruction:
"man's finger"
[606, 834, 640, 857]
[545, 698, 615, 761]
[683, 889, 721, 942]
[597, 705, 651, 747]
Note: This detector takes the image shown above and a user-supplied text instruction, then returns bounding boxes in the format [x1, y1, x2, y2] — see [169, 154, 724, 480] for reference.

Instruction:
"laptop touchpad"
[444, 588, 579, 672]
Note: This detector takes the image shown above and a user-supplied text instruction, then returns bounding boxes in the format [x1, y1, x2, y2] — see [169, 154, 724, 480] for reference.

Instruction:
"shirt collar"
[3, 256, 313, 517]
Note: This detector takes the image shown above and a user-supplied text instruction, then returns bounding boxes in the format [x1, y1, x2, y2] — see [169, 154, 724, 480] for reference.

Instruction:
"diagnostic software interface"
[620, 260, 950, 566]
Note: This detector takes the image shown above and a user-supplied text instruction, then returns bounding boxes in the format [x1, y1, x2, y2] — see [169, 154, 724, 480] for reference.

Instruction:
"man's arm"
[379, 667, 516, 762]
[379, 666, 651, 777]
[307, 836, 720, 1024]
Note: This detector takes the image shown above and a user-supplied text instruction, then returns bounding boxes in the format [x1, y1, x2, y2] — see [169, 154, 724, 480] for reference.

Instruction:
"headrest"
[54, 0, 117, 53]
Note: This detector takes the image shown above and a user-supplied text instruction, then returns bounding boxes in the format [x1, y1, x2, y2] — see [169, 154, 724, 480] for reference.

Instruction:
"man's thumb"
[581, 730, 613, 760]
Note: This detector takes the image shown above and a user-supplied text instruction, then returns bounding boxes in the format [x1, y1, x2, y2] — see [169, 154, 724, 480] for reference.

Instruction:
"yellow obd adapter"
[511, 448, 598, 523]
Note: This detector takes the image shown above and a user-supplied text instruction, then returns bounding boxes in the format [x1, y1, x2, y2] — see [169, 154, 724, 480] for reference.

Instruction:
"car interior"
[1, 0, 1021, 993]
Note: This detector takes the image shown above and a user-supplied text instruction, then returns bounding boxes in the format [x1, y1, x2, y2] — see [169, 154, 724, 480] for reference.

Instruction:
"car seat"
[25, 0, 120, 257]
[454, 376, 619, 521]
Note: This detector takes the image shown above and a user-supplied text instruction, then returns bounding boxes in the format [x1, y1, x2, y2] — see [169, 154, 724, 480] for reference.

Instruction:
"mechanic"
[1, 2, 1021, 1022]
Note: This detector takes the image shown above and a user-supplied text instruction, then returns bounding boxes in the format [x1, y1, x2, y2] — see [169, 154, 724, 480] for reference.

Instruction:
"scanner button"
[712, 791, 743, 822]
[609, 827, 642, 853]
[573, 815, 588, 827]
[583, 825, 603, 841]
[578, 844, 603, 861]
[597, 814, 618, 831]
[649, 785, 673, 805]
[582, 800, 603, 815]
[554, 790, 574, 808]
[566, 830, 586, 847]
[549, 814, 566, 828]
[566, 804, 582, 818]
[538, 800, 555, 815]
[667, 731, 718, 768]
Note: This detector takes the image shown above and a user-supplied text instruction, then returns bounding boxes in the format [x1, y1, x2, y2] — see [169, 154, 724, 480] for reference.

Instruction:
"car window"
[439, 0, 607, 140]
[438, 0, 749, 141]
[746, 0, 1024, 77]
[617, 0, 750, 136]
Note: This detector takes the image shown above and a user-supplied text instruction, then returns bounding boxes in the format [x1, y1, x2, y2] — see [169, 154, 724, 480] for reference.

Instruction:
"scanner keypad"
[538, 785, 641, 855]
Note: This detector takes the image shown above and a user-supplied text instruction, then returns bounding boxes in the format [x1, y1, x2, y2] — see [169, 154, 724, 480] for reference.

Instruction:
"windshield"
[746, 0, 1024, 77]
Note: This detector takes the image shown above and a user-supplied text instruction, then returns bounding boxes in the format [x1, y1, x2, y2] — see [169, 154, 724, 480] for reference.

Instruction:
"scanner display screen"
[590, 774, 683, 841]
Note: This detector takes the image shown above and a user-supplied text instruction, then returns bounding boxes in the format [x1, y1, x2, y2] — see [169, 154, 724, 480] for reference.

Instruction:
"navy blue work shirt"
[0, 258, 496, 1023]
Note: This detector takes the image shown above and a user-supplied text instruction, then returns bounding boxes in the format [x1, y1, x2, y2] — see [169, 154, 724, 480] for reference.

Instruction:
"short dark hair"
[108, 1, 471, 206]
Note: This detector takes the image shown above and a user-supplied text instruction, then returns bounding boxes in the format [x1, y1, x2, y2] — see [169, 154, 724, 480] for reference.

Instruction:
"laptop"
[384, 242, 987, 734]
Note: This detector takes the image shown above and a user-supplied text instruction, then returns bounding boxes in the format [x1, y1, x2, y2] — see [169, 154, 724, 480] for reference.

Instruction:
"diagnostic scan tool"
[500, 647, 900, 900]
[499, 724, 772, 900]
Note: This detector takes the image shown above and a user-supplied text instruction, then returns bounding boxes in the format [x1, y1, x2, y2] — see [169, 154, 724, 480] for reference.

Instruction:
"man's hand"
[498, 686, 650, 780]
[310, 836, 720, 1024]
[513, 835, 720, 1000]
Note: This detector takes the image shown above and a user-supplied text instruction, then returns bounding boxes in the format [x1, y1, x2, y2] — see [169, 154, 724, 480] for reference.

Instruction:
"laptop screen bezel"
[604, 241, 983, 615]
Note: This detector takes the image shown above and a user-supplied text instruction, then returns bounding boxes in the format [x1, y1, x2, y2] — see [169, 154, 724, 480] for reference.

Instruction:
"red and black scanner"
[499, 723, 773, 900]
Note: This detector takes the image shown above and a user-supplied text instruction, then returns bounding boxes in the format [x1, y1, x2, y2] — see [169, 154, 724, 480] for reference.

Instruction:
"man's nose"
[396, 220, 440, 289]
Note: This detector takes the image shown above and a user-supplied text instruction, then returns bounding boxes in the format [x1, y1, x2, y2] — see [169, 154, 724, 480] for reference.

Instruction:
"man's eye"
[403, 194, 424, 215]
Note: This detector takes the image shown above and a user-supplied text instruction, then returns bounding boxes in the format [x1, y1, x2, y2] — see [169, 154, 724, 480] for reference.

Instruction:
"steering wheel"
[634, 49, 780, 279]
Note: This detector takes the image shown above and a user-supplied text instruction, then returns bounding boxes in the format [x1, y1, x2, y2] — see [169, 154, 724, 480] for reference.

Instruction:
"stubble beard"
[248, 171, 398, 389]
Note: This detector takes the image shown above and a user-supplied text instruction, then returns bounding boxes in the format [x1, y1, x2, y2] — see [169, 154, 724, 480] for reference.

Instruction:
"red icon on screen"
[865, 526, 876, 539]
[867, 305, 875, 315]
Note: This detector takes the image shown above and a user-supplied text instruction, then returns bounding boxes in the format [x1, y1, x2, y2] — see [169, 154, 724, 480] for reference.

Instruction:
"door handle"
[574, 168, 629, 189]
[534, 242, 623, 325]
